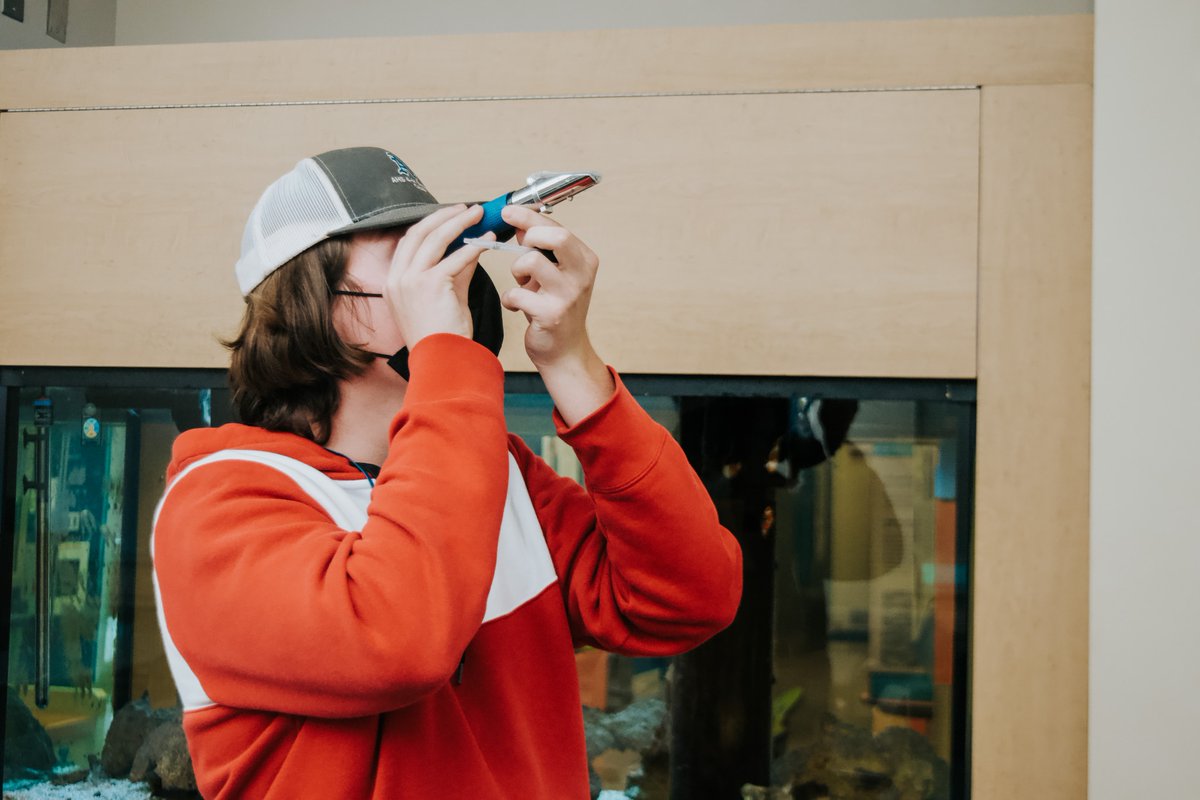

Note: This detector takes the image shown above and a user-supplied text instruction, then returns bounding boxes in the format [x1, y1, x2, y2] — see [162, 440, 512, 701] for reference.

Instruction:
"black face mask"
[337, 268, 504, 381]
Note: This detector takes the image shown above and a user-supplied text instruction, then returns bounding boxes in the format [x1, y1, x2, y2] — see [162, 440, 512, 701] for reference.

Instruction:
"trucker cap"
[235, 146, 468, 295]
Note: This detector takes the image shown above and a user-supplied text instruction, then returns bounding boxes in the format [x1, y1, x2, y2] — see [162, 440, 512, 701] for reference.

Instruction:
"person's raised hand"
[498, 204, 614, 426]
[498, 204, 601, 369]
[384, 204, 492, 348]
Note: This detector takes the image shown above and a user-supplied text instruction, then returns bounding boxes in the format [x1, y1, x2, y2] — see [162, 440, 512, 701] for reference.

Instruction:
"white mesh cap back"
[235, 158, 353, 295]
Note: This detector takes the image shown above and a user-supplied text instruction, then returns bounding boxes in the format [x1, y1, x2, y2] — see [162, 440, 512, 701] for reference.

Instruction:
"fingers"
[389, 204, 465, 273]
[510, 249, 563, 293]
[412, 205, 484, 271]
[499, 205, 602, 368]
[435, 231, 493, 282]
[501, 205, 598, 279]
[389, 204, 483, 279]
[500, 286, 556, 319]
[381, 205, 482, 345]
[501, 203, 562, 231]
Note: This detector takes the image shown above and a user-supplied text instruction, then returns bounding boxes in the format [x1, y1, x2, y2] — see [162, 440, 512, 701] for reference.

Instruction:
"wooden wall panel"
[973, 83, 1092, 799]
[0, 89, 979, 376]
[0, 16, 1091, 110]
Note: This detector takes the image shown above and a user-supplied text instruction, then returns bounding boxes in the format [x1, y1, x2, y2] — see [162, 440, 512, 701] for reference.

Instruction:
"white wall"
[0, 0, 115, 49]
[113, 0, 1091, 44]
[1091, 2, 1200, 798]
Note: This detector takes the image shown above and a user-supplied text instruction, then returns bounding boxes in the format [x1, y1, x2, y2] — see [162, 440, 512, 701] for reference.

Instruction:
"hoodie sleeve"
[152, 335, 509, 719]
[509, 370, 743, 656]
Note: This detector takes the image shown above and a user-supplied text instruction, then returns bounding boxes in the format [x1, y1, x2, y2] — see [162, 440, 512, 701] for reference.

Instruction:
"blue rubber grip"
[447, 193, 515, 256]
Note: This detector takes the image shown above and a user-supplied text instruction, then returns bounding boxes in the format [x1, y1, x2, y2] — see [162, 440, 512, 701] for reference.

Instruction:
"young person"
[151, 146, 742, 798]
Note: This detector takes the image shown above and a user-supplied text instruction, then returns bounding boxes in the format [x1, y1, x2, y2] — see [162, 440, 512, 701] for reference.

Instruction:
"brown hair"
[223, 237, 373, 444]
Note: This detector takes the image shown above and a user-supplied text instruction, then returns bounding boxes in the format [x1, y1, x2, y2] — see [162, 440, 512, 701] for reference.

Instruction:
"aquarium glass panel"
[2, 376, 971, 799]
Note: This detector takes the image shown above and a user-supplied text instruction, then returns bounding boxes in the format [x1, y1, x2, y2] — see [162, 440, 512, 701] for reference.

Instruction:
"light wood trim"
[0, 89, 980, 376]
[0, 15, 1091, 111]
[974, 83, 1091, 799]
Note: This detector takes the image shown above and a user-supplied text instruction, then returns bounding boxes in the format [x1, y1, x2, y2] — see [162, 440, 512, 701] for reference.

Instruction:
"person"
[150, 146, 743, 798]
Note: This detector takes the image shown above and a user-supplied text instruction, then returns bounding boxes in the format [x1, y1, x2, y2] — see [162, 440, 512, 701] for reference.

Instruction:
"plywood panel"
[0, 89, 979, 376]
[973, 83, 1092, 799]
[0, 16, 1091, 111]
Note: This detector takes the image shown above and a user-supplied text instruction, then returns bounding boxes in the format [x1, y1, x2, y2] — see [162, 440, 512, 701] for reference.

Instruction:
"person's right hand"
[383, 204, 493, 349]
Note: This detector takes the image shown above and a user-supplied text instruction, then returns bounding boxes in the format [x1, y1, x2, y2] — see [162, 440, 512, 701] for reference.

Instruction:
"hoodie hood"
[167, 423, 366, 482]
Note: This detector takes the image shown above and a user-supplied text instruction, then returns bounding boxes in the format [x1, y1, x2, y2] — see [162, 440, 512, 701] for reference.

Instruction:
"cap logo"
[385, 152, 428, 191]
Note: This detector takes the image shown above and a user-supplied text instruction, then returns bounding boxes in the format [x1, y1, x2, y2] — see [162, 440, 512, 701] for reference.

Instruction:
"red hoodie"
[151, 334, 742, 799]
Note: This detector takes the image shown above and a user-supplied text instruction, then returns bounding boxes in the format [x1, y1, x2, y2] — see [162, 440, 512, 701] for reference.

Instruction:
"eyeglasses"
[332, 289, 384, 298]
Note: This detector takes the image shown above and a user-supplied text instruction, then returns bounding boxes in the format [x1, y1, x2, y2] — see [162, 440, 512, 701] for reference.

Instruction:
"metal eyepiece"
[508, 171, 601, 212]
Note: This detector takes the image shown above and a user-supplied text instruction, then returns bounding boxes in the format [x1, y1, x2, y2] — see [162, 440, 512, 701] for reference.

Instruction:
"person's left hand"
[498, 205, 600, 368]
